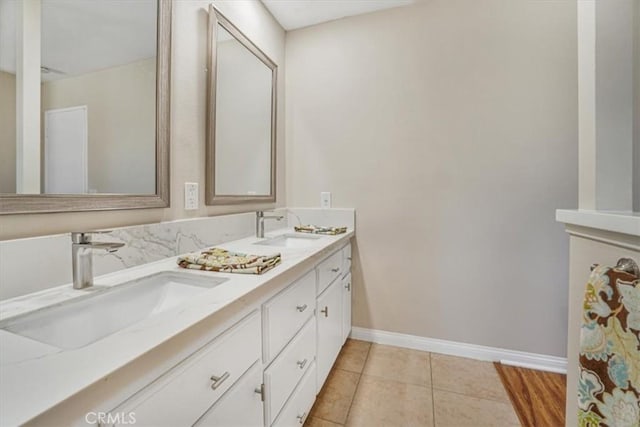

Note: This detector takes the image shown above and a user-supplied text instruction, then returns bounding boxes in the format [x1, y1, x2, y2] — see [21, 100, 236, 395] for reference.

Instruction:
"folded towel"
[578, 264, 640, 426]
[177, 247, 281, 274]
[294, 225, 347, 235]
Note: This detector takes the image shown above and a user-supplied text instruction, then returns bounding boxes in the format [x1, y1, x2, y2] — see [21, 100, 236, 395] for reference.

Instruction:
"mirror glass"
[207, 8, 276, 205]
[0, 0, 157, 195]
[214, 25, 273, 196]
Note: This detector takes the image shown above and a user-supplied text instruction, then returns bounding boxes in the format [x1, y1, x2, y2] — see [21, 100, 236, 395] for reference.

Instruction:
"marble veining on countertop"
[0, 227, 354, 426]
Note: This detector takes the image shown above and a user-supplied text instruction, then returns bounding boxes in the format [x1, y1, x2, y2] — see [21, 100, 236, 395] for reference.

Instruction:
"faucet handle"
[71, 230, 114, 244]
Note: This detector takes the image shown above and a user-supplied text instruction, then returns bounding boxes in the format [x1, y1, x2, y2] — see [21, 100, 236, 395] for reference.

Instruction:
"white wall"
[286, 0, 578, 356]
[0, 70, 16, 193]
[595, 1, 634, 211]
[41, 58, 156, 194]
[0, 0, 286, 240]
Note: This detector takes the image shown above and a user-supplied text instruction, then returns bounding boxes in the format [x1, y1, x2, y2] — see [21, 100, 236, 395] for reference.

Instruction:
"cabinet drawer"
[265, 317, 316, 425]
[263, 270, 315, 362]
[317, 250, 342, 295]
[272, 361, 316, 427]
[341, 243, 352, 277]
[194, 361, 264, 427]
[112, 312, 261, 427]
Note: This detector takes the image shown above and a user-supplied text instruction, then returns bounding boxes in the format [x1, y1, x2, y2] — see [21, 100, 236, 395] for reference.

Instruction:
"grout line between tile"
[342, 342, 373, 425]
[429, 353, 436, 427]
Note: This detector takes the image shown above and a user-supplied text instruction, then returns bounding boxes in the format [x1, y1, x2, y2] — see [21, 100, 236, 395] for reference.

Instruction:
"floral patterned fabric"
[579, 265, 640, 427]
[294, 225, 347, 235]
[177, 247, 281, 274]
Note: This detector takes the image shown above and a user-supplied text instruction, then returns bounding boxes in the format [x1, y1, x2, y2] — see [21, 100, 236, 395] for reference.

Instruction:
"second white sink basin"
[255, 233, 322, 248]
[1, 272, 227, 349]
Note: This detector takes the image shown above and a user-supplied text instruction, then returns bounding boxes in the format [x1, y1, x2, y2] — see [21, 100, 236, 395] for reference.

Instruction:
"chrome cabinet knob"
[297, 358, 308, 369]
[331, 267, 340, 273]
[296, 304, 308, 312]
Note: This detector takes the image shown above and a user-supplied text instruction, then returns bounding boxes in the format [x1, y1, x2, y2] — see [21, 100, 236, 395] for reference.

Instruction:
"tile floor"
[305, 339, 521, 427]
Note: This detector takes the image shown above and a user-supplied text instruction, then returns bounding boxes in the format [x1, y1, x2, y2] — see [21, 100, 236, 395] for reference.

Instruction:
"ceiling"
[261, 0, 414, 31]
[0, 0, 156, 81]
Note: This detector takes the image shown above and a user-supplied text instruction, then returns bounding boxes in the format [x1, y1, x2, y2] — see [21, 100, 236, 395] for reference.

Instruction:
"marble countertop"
[0, 228, 354, 426]
[555, 209, 640, 237]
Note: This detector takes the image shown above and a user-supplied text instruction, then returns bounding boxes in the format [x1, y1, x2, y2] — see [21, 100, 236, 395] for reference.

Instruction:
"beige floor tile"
[430, 354, 510, 402]
[433, 389, 520, 426]
[304, 416, 343, 427]
[334, 339, 371, 373]
[346, 375, 434, 427]
[362, 343, 431, 386]
[309, 369, 360, 424]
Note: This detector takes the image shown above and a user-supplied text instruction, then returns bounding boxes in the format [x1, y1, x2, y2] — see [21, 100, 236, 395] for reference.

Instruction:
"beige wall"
[0, 0, 285, 240]
[286, 0, 578, 356]
[0, 70, 16, 193]
[41, 58, 156, 194]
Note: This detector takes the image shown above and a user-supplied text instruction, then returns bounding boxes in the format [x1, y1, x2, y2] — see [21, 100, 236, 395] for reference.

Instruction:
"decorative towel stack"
[578, 264, 640, 426]
[177, 247, 281, 275]
[294, 225, 347, 235]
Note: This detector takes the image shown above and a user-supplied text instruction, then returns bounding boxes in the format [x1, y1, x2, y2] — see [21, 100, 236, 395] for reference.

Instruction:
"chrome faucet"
[256, 211, 284, 238]
[71, 231, 125, 290]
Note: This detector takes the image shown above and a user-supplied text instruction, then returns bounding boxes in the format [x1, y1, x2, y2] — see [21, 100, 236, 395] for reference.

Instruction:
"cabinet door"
[316, 279, 343, 392]
[341, 273, 352, 344]
[194, 361, 264, 427]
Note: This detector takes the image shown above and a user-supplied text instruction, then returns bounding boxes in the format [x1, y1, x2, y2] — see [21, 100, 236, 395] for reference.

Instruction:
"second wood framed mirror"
[206, 5, 277, 206]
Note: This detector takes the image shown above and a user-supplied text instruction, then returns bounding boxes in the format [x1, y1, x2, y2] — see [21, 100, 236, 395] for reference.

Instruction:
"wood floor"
[494, 362, 567, 427]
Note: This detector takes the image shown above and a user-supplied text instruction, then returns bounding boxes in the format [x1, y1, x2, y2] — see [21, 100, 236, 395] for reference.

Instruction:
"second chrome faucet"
[256, 211, 284, 238]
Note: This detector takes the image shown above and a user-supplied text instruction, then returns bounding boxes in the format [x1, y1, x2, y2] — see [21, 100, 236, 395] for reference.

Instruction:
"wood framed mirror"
[206, 5, 277, 205]
[0, 0, 171, 214]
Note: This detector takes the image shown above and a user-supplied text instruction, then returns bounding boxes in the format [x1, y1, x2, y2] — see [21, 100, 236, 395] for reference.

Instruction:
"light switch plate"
[320, 192, 331, 208]
[184, 182, 199, 210]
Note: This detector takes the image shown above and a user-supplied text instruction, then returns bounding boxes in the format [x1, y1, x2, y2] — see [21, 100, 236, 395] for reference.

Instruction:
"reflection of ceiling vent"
[40, 66, 65, 75]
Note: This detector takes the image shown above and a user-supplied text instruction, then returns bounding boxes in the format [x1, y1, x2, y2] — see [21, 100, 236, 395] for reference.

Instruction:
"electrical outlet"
[320, 192, 331, 208]
[184, 182, 199, 210]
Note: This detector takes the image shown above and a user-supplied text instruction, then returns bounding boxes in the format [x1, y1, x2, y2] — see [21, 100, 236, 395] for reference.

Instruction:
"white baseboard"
[350, 327, 567, 374]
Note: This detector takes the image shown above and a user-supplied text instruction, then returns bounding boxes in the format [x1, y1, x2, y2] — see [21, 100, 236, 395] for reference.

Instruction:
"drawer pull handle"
[321, 306, 329, 317]
[347, 257, 352, 261]
[331, 267, 340, 273]
[297, 358, 308, 369]
[345, 282, 351, 291]
[296, 412, 308, 424]
[296, 304, 308, 312]
[210, 371, 230, 390]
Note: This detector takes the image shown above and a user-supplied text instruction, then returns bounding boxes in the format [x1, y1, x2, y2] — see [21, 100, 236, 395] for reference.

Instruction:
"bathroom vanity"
[0, 228, 354, 426]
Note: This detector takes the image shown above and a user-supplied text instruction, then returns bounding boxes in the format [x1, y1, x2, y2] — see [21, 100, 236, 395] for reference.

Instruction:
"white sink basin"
[1, 272, 227, 349]
[255, 233, 323, 248]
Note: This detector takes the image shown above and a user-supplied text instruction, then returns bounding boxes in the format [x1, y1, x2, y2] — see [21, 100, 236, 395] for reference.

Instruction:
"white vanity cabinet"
[261, 270, 317, 425]
[82, 239, 353, 427]
[315, 242, 353, 392]
[110, 312, 262, 427]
